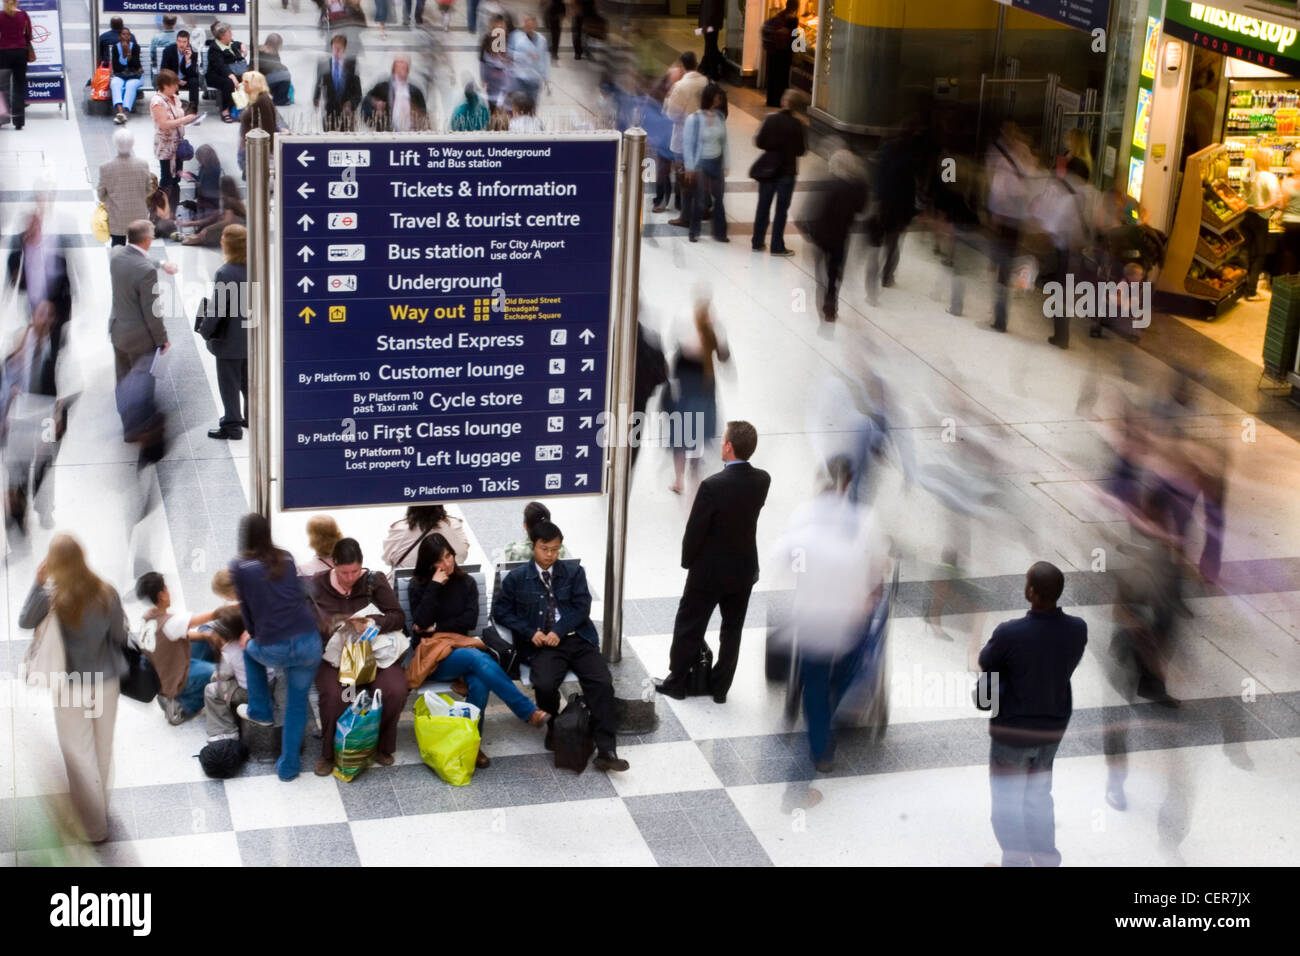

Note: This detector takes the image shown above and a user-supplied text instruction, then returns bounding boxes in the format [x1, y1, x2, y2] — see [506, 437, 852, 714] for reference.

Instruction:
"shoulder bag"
[24, 609, 67, 684]
[120, 627, 161, 703]
[749, 149, 782, 183]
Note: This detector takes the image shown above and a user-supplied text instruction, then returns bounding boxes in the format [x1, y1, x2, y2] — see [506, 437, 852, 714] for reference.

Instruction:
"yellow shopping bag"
[413, 694, 481, 787]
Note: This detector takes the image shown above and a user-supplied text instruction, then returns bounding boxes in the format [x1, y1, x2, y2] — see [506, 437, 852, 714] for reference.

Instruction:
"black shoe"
[208, 426, 242, 440]
[712, 692, 727, 704]
[1047, 336, 1068, 349]
[240, 418, 249, 428]
[752, 243, 766, 252]
[544, 727, 555, 751]
[654, 679, 686, 700]
[714, 236, 729, 243]
[689, 235, 698, 243]
[593, 751, 629, 772]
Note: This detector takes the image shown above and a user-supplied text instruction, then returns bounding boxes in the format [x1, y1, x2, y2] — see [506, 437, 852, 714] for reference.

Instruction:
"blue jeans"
[110, 75, 143, 111]
[245, 631, 322, 780]
[374, 0, 390, 24]
[753, 174, 795, 252]
[178, 659, 217, 715]
[690, 156, 726, 241]
[989, 737, 1061, 867]
[433, 648, 536, 725]
[467, 0, 479, 32]
[403, 0, 426, 23]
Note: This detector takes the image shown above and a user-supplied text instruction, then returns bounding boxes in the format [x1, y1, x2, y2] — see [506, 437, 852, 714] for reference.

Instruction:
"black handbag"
[686, 642, 713, 696]
[551, 694, 595, 774]
[196, 297, 229, 342]
[749, 149, 782, 183]
[120, 643, 161, 703]
[478, 624, 520, 679]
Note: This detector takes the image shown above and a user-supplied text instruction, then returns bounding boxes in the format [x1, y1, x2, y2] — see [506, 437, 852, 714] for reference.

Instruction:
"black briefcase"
[552, 694, 595, 774]
[686, 643, 713, 696]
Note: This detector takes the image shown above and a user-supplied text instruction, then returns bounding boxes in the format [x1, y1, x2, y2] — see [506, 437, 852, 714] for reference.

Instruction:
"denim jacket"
[492, 559, 597, 659]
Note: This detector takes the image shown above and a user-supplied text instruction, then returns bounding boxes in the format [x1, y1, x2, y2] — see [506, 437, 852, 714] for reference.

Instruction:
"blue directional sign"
[276, 134, 620, 511]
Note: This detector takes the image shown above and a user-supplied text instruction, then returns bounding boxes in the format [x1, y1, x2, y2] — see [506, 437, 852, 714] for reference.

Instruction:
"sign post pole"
[247, 129, 273, 519]
[251, 0, 260, 72]
[90, 4, 99, 71]
[601, 127, 645, 664]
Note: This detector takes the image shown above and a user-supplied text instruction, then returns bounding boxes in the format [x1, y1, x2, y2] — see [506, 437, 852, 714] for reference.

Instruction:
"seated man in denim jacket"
[492, 521, 628, 772]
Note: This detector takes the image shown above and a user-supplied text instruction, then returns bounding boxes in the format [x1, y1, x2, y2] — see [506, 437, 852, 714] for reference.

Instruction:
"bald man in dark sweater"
[978, 561, 1087, 867]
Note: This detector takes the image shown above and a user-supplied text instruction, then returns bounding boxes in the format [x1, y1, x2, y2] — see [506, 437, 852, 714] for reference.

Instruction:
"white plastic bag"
[423, 689, 453, 716]
[448, 702, 482, 721]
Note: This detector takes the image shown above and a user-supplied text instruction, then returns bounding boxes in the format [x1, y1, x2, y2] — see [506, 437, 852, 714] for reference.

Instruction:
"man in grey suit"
[98, 129, 157, 247]
[109, 220, 171, 384]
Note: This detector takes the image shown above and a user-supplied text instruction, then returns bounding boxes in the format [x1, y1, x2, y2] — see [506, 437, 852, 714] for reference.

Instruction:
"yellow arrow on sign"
[299, 306, 316, 324]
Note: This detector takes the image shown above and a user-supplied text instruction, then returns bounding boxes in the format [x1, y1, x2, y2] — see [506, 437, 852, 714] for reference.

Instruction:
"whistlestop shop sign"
[276, 134, 620, 511]
[1163, 1, 1300, 74]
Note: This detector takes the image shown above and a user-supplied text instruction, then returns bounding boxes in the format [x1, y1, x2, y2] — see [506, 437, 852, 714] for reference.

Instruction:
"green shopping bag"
[333, 689, 382, 782]
[413, 693, 481, 787]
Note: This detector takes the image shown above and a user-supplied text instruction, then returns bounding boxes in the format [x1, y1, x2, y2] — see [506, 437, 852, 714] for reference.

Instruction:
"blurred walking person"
[985, 123, 1030, 332]
[683, 85, 729, 243]
[866, 130, 918, 300]
[1243, 146, 1281, 300]
[806, 148, 867, 321]
[18, 536, 130, 843]
[977, 562, 1087, 867]
[664, 51, 706, 228]
[2, 300, 63, 533]
[778, 457, 889, 771]
[665, 298, 729, 494]
[751, 88, 805, 255]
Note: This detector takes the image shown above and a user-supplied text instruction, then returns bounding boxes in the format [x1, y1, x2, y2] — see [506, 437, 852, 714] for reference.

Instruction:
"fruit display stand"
[1157, 144, 1251, 319]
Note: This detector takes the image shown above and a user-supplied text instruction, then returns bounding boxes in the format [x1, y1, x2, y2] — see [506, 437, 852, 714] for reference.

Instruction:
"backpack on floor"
[552, 694, 595, 774]
[199, 739, 249, 778]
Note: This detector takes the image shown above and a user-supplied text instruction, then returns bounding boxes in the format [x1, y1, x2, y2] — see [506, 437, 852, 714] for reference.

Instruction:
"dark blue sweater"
[231, 553, 319, 645]
[978, 607, 1087, 745]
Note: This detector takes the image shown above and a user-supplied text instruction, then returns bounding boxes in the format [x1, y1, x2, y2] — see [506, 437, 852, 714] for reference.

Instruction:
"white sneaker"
[236, 702, 273, 727]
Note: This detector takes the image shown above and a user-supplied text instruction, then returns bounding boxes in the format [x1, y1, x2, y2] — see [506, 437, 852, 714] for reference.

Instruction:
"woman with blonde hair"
[238, 69, 277, 179]
[1062, 127, 1092, 179]
[300, 514, 343, 576]
[1244, 146, 1282, 299]
[198, 224, 249, 439]
[18, 535, 129, 843]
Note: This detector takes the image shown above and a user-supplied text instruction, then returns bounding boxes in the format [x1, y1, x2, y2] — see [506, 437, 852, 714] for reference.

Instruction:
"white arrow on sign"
[575, 474, 588, 487]
[579, 329, 595, 344]
[297, 151, 315, 168]
[297, 276, 314, 292]
[297, 183, 315, 199]
[576, 446, 589, 459]
[297, 214, 315, 231]
[579, 416, 593, 428]
[579, 388, 592, 401]
[297, 246, 314, 263]
[581, 358, 595, 372]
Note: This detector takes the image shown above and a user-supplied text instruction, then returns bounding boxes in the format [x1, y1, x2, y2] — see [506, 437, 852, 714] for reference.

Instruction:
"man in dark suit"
[977, 561, 1087, 867]
[109, 220, 169, 385]
[656, 420, 770, 702]
[313, 34, 362, 132]
[697, 0, 725, 80]
[160, 31, 202, 111]
[492, 521, 629, 772]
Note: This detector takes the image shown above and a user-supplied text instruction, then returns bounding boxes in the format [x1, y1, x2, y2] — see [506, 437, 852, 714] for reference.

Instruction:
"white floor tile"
[223, 772, 348, 831]
[605, 740, 723, 797]
[350, 797, 656, 866]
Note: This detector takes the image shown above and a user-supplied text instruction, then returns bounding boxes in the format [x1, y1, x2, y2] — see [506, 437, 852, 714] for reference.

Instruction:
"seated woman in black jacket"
[205, 22, 247, 121]
[409, 534, 548, 768]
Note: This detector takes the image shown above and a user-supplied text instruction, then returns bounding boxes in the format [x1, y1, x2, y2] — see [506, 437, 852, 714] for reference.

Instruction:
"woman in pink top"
[150, 69, 200, 207]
